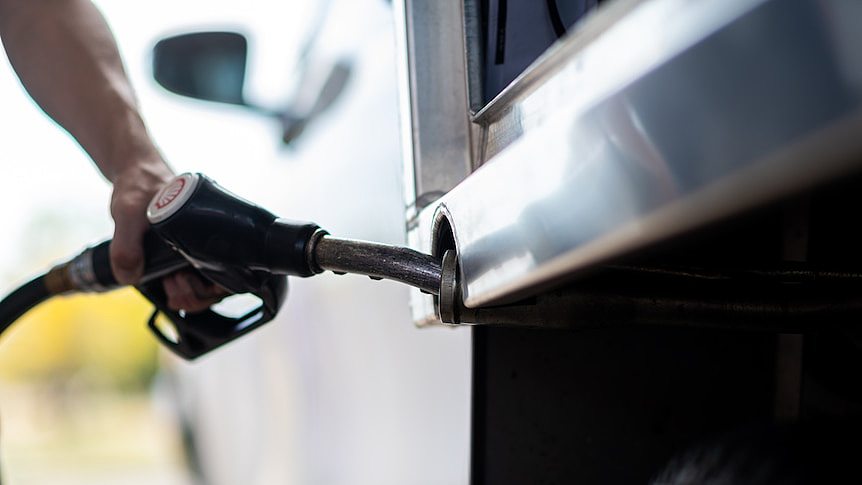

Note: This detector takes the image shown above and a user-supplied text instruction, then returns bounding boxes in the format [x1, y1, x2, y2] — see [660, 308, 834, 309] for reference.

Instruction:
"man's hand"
[110, 162, 226, 312]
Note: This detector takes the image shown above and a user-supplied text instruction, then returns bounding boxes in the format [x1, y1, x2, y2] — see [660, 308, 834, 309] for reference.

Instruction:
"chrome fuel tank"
[395, 0, 862, 324]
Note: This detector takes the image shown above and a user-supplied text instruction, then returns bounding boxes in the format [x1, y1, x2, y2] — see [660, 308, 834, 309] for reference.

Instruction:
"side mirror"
[152, 32, 249, 106]
[151, 31, 353, 147]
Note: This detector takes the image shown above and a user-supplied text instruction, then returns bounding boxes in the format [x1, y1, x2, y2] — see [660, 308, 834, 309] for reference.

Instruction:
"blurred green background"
[0, 290, 157, 388]
[0, 288, 191, 484]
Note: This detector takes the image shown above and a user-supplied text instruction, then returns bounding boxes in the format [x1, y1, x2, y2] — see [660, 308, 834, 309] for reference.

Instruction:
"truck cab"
[401, 0, 862, 481]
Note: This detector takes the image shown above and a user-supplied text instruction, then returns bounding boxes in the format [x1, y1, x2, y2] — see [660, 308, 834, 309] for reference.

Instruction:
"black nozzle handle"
[138, 173, 301, 359]
[147, 173, 326, 284]
[264, 219, 326, 277]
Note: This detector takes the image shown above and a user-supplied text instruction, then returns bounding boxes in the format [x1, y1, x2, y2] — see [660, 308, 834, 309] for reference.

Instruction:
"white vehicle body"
[162, 2, 470, 484]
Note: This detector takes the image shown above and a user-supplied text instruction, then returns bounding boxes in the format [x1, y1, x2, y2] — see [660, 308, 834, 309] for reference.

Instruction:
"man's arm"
[0, 0, 170, 284]
[0, 0, 218, 311]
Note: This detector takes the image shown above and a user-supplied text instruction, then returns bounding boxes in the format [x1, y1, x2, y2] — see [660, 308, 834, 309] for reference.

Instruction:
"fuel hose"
[0, 274, 50, 336]
[0, 233, 189, 341]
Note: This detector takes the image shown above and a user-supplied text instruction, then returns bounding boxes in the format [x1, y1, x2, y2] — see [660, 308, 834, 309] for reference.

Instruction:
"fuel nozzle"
[148, 173, 444, 296]
[142, 173, 445, 358]
[146, 173, 325, 289]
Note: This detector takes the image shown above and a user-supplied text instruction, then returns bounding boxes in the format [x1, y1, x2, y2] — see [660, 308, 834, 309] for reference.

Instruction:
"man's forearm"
[0, 0, 177, 284]
[0, 0, 164, 182]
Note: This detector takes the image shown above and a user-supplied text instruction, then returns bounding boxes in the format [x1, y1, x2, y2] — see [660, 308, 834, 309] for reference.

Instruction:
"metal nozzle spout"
[312, 235, 443, 295]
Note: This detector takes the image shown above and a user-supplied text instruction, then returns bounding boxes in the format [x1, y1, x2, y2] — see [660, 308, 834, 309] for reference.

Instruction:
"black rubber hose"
[0, 274, 51, 337]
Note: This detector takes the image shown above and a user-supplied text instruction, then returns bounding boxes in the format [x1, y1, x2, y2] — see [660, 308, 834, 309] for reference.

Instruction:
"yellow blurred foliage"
[0, 288, 159, 388]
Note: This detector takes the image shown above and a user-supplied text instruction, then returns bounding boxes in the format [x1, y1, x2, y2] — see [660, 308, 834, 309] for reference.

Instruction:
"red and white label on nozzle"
[147, 173, 200, 224]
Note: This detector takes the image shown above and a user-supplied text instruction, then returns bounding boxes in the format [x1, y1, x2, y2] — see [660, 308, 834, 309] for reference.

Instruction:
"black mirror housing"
[152, 32, 249, 106]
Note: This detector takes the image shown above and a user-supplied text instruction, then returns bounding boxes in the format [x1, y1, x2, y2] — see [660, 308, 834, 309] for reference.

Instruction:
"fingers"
[163, 271, 227, 313]
[109, 195, 148, 284]
[108, 162, 174, 285]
